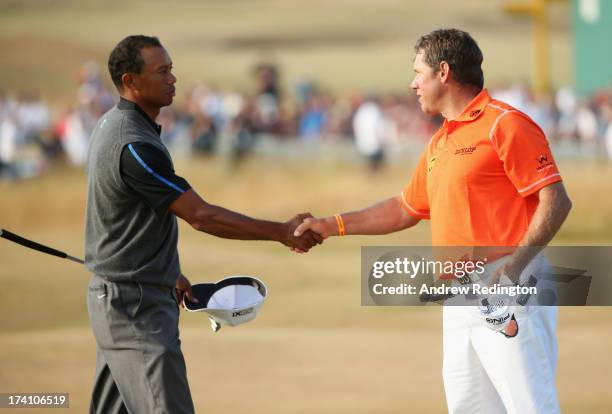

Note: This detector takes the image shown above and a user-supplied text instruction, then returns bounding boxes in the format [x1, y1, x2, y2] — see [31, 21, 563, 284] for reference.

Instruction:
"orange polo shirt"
[401, 89, 562, 246]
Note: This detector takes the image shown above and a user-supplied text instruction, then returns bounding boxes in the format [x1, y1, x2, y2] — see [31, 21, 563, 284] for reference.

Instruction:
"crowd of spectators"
[1, 60, 611, 180]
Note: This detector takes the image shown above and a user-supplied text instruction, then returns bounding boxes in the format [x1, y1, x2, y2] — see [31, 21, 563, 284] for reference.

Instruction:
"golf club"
[1, 228, 269, 332]
[0, 228, 84, 264]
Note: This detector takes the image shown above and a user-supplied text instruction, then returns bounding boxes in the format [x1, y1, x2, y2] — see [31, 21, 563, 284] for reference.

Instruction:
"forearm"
[192, 203, 284, 241]
[170, 188, 322, 252]
[325, 196, 420, 237]
[509, 183, 572, 271]
[170, 189, 285, 242]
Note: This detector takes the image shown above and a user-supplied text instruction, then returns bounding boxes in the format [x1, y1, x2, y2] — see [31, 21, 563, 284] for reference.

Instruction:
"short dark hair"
[414, 29, 484, 89]
[108, 35, 163, 90]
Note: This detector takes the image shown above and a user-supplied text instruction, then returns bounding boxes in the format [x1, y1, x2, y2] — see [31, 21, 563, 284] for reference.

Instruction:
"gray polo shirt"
[85, 98, 190, 287]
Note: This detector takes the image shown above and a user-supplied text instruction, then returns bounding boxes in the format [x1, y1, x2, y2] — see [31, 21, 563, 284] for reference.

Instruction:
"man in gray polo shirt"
[85, 35, 322, 414]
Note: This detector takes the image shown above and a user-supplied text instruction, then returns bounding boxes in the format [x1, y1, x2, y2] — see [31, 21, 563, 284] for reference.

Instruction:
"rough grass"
[0, 156, 611, 412]
[0, 2, 601, 410]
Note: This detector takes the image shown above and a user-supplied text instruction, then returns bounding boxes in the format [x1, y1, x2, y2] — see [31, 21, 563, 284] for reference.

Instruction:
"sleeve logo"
[536, 154, 554, 172]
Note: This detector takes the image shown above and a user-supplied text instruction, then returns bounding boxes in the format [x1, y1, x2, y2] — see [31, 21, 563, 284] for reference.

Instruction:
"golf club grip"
[1, 229, 68, 259]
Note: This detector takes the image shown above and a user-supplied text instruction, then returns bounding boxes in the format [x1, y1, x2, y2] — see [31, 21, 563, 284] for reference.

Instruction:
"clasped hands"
[284, 213, 331, 253]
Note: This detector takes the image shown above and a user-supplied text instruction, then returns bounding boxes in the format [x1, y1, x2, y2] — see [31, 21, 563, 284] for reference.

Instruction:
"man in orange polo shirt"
[295, 28, 571, 413]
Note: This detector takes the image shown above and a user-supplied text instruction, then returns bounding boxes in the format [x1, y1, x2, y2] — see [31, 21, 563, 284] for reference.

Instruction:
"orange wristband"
[334, 214, 346, 236]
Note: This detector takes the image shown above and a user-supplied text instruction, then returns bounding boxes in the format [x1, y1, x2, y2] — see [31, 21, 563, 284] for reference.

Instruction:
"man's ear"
[438, 61, 451, 84]
[121, 73, 137, 92]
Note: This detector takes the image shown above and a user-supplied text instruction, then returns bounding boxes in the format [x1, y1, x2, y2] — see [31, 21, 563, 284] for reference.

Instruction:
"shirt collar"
[117, 97, 162, 136]
[451, 88, 491, 123]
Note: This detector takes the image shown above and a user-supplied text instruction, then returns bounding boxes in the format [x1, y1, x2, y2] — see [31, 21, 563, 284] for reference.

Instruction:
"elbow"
[191, 221, 207, 233]
[190, 209, 210, 233]
[564, 197, 572, 218]
[385, 216, 418, 235]
[546, 183, 572, 220]
[559, 194, 572, 220]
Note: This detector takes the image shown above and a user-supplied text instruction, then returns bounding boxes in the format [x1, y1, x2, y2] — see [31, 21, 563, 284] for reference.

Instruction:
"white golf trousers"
[442, 255, 561, 414]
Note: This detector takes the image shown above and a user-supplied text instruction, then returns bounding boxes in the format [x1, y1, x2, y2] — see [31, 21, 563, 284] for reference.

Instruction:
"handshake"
[281, 213, 333, 253]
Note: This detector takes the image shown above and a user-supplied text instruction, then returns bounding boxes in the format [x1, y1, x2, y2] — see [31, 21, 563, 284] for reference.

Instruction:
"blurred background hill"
[0, 0, 572, 100]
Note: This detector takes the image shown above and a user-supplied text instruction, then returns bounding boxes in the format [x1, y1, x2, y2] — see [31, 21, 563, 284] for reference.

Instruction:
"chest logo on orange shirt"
[427, 156, 437, 173]
[454, 145, 476, 156]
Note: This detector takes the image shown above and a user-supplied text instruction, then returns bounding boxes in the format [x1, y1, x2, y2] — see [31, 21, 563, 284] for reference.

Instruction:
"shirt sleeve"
[120, 142, 191, 211]
[492, 111, 562, 197]
[400, 148, 430, 219]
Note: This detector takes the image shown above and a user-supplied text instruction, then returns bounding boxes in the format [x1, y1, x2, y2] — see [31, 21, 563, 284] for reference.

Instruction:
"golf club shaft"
[0, 228, 84, 265]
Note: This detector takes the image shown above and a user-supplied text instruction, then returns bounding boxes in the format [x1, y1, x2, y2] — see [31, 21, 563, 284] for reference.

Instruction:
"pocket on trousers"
[87, 279, 115, 348]
[116, 282, 143, 319]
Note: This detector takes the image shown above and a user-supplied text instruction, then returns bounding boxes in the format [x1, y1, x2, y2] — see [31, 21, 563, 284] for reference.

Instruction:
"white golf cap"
[184, 276, 268, 332]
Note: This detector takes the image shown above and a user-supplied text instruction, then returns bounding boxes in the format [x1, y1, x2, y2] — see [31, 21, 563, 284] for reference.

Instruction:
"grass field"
[1, 155, 611, 413]
[1, 1, 609, 412]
